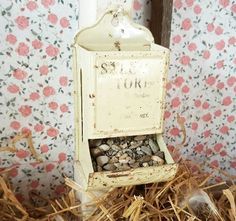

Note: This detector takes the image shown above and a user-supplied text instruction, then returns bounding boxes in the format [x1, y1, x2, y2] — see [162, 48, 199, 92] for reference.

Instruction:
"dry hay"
[0, 161, 234, 221]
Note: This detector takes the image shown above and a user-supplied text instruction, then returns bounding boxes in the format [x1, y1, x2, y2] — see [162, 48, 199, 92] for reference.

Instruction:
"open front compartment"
[75, 135, 177, 190]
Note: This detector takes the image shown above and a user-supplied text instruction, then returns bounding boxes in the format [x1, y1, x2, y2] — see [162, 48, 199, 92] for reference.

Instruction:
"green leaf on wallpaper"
[31, 29, 38, 36]
[0, 52, 4, 55]
[5, 3, 13, 11]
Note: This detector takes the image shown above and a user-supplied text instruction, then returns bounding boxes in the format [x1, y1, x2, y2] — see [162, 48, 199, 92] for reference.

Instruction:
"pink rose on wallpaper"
[58, 152, 67, 163]
[45, 163, 55, 172]
[34, 123, 44, 132]
[216, 60, 224, 69]
[216, 82, 224, 89]
[55, 185, 66, 194]
[214, 109, 222, 117]
[16, 149, 30, 159]
[207, 23, 214, 32]
[18, 105, 32, 117]
[193, 5, 201, 14]
[41, 144, 49, 153]
[222, 96, 232, 106]
[172, 35, 181, 44]
[202, 113, 212, 122]
[215, 26, 223, 35]
[210, 160, 219, 168]
[219, 125, 229, 134]
[16, 42, 29, 56]
[21, 127, 31, 134]
[170, 127, 180, 136]
[230, 161, 236, 169]
[27, 1, 38, 11]
[133, 0, 142, 10]
[182, 18, 192, 30]
[30, 92, 40, 101]
[46, 45, 59, 57]
[47, 127, 58, 137]
[227, 76, 236, 86]
[15, 16, 29, 30]
[60, 104, 68, 113]
[166, 82, 172, 90]
[31, 180, 39, 189]
[48, 101, 58, 110]
[41, 0, 55, 8]
[215, 40, 225, 50]
[9, 168, 18, 178]
[214, 143, 223, 152]
[59, 76, 68, 86]
[39, 65, 49, 75]
[174, 0, 183, 9]
[202, 101, 210, 109]
[194, 144, 204, 153]
[174, 76, 184, 87]
[171, 97, 181, 108]
[188, 42, 197, 51]
[47, 13, 58, 24]
[182, 85, 190, 93]
[6, 34, 17, 44]
[219, 0, 229, 8]
[203, 50, 211, 59]
[164, 111, 171, 119]
[228, 37, 236, 45]
[194, 99, 201, 108]
[203, 130, 211, 138]
[185, 0, 194, 7]
[227, 115, 235, 123]
[206, 76, 216, 86]
[13, 69, 27, 80]
[180, 55, 190, 65]
[60, 17, 69, 28]
[15, 194, 24, 203]
[10, 121, 21, 130]
[7, 84, 19, 93]
[32, 39, 42, 49]
[43, 86, 55, 97]
[191, 122, 198, 131]
[231, 4, 236, 13]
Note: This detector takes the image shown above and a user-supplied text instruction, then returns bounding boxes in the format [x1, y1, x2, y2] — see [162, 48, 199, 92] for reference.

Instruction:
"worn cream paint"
[73, 8, 177, 194]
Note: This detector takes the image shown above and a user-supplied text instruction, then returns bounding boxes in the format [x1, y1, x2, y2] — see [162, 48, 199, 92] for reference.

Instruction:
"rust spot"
[94, 65, 98, 69]
[107, 173, 130, 178]
[114, 41, 121, 51]
[94, 123, 96, 128]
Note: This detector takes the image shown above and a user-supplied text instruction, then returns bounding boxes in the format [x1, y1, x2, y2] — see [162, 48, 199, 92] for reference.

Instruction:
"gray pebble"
[149, 139, 159, 153]
[90, 139, 102, 147]
[98, 144, 110, 151]
[96, 156, 109, 166]
[91, 148, 103, 157]
[141, 146, 152, 155]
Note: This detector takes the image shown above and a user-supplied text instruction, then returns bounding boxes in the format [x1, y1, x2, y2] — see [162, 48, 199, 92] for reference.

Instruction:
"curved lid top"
[74, 6, 154, 51]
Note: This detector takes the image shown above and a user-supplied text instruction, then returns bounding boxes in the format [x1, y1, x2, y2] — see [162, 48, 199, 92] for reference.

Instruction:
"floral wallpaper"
[0, 0, 235, 202]
[166, 0, 236, 182]
[0, 0, 151, 202]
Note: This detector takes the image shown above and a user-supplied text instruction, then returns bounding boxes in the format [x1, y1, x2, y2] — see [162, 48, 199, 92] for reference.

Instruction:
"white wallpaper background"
[0, 0, 235, 202]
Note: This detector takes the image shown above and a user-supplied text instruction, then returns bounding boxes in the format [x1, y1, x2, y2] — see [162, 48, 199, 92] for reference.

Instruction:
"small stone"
[130, 162, 140, 168]
[96, 156, 109, 166]
[118, 163, 130, 170]
[142, 162, 149, 167]
[134, 135, 146, 141]
[154, 151, 165, 160]
[130, 141, 143, 149]
[107, 139, 113, 146]
[149, 139, 159, 153]
[97, 166, 103, 172]
[151, 155, 164, 165]
[129, 159, 136, 164]
[120, 143, 128, 149]
[111, 144, 121, 151]
[90, 139, 102, 147]
[119, 159, 129, 164]
[90, 148, 103, 157]
[141, 146, 152, 155]
[109, 156, 119, 163]
[119, 153, 128, 159]
[137, 155, 151, 163]
[148, 161, 153, 166]
[98, 144, 110, 151]
[137, 150, 144, 155]
[103, 164, 116, 171]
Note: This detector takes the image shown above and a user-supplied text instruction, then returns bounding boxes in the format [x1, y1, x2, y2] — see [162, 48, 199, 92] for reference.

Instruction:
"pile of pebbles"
[89, 135, 165, 172]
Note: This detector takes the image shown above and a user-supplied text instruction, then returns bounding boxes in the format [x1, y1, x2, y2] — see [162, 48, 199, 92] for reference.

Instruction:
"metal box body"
[73, 8, 178, 191]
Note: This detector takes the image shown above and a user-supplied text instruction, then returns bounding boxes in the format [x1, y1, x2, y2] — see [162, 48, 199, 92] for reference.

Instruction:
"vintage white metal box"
[73, 8, 178, 192]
